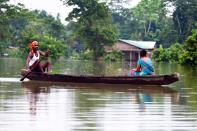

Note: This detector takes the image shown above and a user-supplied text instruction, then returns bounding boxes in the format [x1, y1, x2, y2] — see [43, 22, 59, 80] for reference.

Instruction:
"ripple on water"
[0, 78, 21, 83]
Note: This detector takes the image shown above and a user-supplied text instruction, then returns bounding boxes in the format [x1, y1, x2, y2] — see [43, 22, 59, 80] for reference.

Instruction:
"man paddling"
[26, 40, 51, 73]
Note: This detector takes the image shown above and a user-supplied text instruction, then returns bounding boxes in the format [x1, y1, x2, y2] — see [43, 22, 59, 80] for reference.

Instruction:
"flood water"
[0, 58, 197, 131]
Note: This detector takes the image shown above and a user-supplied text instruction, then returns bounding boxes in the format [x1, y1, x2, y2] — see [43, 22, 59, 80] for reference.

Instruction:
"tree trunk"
[176, 14, 182, 34]
[147, 21, 152, 34]
[144, 23, 147, 36]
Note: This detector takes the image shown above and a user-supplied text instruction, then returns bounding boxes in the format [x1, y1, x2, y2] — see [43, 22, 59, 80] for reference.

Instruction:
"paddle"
[20, 59, 40, 81]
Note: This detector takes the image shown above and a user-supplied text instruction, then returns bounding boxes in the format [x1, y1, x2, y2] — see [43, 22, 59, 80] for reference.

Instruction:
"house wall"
[114, 41, 140, 61]
[114, 41, 154, 61]
[104, 41, 154, 61]
[122, 51, 139, 61]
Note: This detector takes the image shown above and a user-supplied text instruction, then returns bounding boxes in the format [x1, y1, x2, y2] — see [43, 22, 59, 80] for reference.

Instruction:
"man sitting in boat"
[131, 49, 155, 76]
[26, 40, 51, 73]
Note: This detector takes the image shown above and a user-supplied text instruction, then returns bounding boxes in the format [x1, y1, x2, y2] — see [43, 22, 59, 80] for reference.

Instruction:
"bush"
[153, 43, 183, 63]
[180, 29, 197, 65]
[70, 50, 94, 60]
[39, 36, 68, 60]
[104, 50, 123, 61]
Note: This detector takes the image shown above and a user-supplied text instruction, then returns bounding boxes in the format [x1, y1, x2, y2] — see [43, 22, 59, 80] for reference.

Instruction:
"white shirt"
[29, 51, 40, 67]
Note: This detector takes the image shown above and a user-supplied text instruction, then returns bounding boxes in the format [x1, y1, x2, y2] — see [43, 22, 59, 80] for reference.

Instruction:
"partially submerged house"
[106, 39, 156, 61]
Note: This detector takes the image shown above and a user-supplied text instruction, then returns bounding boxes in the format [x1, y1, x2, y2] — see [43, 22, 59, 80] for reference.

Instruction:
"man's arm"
[39, 50, 51, 57]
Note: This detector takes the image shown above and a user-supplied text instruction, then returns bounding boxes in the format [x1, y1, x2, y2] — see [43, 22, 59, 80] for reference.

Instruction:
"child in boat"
[26, 40, 51, 73]
[131, 49, 155, 76]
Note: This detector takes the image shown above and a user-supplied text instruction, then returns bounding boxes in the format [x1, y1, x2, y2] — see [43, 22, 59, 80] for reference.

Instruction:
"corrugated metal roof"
[119, 39, 156, 49]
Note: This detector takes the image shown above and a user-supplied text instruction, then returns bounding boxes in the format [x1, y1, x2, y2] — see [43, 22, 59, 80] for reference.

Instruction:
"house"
[106, 39, 156, 61]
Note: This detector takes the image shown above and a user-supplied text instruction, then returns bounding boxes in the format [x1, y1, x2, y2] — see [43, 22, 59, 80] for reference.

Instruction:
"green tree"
[9, 9, 68, 58]
[112, 8, 137, 39]
[36, 11, 67, 40]
[165, 0, 197, 43]
[180, 29, 197, 65]
[153, 43, 183, 62]
[0, 0, 22, 55]
[1, 1, 69, 58]
[9, 5, 35, 47]
[168, 43, 183, 62]
[104, 50, 123, 61]
[153, 45, 170, 62]
[62, 0, 118, 60]
[0, 0, 10, 39]
[39, 36, 68, 60]
[132, 0, 167, 41]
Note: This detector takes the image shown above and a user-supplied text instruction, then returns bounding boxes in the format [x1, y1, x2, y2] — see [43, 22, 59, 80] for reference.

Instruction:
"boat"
[21, 69, 179, 85]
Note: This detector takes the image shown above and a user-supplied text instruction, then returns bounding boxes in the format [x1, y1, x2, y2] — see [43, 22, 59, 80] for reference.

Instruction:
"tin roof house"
[105, 39, 156, 61]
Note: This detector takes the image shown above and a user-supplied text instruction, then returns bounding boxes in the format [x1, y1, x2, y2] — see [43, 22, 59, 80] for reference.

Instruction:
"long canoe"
[21, 69, 179, 85]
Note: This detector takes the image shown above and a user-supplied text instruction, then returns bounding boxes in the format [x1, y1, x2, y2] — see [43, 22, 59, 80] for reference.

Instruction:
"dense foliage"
[0, 1, 68, 59]
[110, 0, 197, 47]
[153, 30, 197, 65]
[0, 0, 196, 65]
[153, 43, 183, 63]
[104, 50, 123, 61]
[165, 0, 197, 43]
[62, 0, 118, 60]
[0, 0, 21, 55]
[180, 29, 197, 65]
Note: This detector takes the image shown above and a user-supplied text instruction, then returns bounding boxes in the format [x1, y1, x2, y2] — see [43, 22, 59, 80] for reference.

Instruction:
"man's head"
[29, 41, 39, 50]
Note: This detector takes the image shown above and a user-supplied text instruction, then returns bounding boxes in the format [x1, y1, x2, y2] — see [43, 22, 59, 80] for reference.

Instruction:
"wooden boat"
[21, 69, 179, 85]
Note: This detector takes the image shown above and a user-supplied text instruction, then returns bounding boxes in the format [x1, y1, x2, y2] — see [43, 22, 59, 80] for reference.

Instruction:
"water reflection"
[0, 81, 197, 130]
[19, 81, 194, 130]
[23, 82, 50, 116]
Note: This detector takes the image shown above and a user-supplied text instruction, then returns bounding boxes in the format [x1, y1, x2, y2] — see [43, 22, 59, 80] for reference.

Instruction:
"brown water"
[0, 58, 197, 131]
